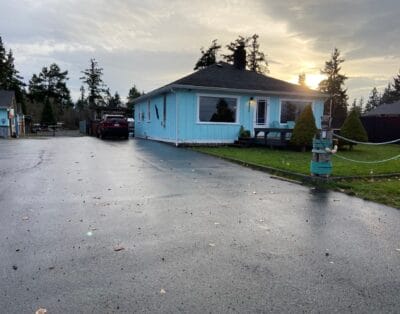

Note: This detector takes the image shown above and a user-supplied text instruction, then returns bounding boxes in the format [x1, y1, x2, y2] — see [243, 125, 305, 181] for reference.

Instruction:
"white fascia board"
[132, 84, 328, 104]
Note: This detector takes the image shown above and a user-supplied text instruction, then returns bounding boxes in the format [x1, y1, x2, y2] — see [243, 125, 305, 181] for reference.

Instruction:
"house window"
[147, 101, 150, 121]
[280, 100, 312, 124]
[198, 95, 238, 123]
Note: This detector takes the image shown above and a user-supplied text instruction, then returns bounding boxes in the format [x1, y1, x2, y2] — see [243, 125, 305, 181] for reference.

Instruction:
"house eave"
[132, 84, 328, 104]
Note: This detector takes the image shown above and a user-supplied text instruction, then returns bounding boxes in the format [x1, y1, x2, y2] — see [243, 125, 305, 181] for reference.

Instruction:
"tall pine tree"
[318, 48, 348, 128]
[222, 35, 250, 64]
[364, 87, 380, 113]
[298, 73, 307, 87]
[194, 39, 221, 70]
[380, 83, 393, 105]
[389, 70, 400, 102]
[75, 86, 88, 110]
[28, 63, 72, 119]
[108, 91, 122, 109]
[80, 58, 106, 111]
[0, 37, 26, 113]
[247, 34, 268, 73]
[126, 85, 142, 117]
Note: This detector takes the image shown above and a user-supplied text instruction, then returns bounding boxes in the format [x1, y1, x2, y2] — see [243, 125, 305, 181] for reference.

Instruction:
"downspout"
[170, 88, 179, 146]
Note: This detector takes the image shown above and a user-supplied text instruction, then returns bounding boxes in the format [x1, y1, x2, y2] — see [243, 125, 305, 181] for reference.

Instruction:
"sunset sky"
[1, 0, 399, 103]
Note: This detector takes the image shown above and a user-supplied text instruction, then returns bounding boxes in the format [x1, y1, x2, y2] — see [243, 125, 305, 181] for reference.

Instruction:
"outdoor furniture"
[254, 127, 294, 147]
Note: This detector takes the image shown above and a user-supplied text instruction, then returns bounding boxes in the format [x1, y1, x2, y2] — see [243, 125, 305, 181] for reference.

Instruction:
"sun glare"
[305, 74, 325, 89]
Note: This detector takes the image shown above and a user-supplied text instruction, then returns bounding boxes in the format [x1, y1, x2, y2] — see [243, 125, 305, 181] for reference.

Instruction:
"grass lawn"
[194, 144, 400, 177]
[333, 178, 400, 209]
[194, 144, 400, 208]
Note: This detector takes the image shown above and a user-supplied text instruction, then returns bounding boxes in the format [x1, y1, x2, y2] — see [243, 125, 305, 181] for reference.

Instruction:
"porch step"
[232, 138, 254, 147]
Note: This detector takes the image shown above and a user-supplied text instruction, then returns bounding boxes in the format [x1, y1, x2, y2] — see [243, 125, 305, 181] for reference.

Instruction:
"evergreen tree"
[4, 49, 26, 113]
[41, 98, 55, 125]
[389, 70, 400, 101]
[108, 91, 122, 109]
[194, 39, 221, 70]
[222, 35, 250, 64]
[28, 74, 44, 101]
[104, 87, 112, 107]
[0, 37, 26, 113]
[75, 85, 87, 110]
[80, 58, 106, 110]
[318, 48, 348, 128]
[340, 107, 368, 150]
[126, 85, 142, 117]
[298, 73, 307, 87]
[247, 34, 268, 73]
[364, 87, 380, 112]
[0, 36, 6, 85]
[291, 104, 317, 152]
[351, 97, 364, 116]
[380, 83, 393, 105]
[28, 63, 71, 119]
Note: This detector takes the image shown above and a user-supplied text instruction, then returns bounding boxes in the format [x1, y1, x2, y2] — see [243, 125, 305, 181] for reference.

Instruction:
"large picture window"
[280, 100, 312, 124]
[198, 95, 238, 123]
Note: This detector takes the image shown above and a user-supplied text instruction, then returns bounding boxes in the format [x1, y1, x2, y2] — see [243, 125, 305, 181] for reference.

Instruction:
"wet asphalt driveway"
[1, 137, 400, 313]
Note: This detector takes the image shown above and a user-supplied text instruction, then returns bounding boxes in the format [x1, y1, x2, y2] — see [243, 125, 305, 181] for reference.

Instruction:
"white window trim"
[136, 106, 142, 123]
[253, 96, 270, 126]
[278, 98, 314, 126]
[196, 93, 240, 125]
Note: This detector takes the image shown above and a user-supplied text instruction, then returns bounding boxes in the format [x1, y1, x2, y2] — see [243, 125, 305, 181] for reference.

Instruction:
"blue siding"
[134, 93, 177, 143]
[0, 109, 8, 127]
[134, 88, 325, 144]
[176, 90, 252, 143]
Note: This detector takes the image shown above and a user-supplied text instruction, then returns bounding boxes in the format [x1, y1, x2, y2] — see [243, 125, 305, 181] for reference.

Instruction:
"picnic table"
[254, 127, 294, 146]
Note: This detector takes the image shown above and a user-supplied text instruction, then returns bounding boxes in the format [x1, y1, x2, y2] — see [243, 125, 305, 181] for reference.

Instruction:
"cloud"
[1, 0, 399, 102]
[261, 0, 400, 59]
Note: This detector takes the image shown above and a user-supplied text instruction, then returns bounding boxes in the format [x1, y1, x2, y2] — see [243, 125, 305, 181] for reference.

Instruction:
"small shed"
[361, 100, 400, 142]
[0, 90, 17, 138]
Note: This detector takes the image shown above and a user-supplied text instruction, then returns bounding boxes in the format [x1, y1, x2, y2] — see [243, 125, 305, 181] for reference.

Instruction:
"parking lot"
[1, 137, 400, 313]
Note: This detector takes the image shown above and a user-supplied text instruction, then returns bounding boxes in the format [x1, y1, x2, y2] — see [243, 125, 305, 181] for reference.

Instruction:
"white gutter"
[133, 84, 327, 104]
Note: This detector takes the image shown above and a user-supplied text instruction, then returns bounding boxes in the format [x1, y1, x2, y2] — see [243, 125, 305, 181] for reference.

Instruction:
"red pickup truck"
[97, 115, 129, 139]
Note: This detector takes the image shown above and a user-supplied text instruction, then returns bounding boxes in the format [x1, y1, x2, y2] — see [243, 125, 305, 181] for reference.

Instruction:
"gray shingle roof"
[133, 62, 325, 104]
[172, 62, 319, 94]
[0, 90, 15, 108]
[363, 100, 400, 116]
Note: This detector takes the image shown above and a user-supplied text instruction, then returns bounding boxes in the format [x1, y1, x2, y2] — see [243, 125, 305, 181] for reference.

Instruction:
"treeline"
[350, 73, 400, 115]
[194, 34, 269, 73]
[0, 36, 142, 128]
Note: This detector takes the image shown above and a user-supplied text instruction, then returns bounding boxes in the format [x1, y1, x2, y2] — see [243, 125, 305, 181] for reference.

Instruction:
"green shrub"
[238, 125, 251, 138]
[340, 108, 368, 150]
[291, 104, 317, 151]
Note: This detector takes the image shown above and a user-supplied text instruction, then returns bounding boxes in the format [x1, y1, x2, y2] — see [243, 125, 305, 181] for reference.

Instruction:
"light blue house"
[133, 51, 326, 145]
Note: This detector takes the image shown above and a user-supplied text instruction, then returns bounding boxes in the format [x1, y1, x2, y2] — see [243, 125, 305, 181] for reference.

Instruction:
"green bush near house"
[340, 108, 368, 150]
[238, 125, 251, 138]
[291, 104, 317, 151]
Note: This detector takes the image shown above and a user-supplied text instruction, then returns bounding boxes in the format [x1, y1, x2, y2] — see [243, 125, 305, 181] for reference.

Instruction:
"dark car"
[97, 115, 129, 139]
